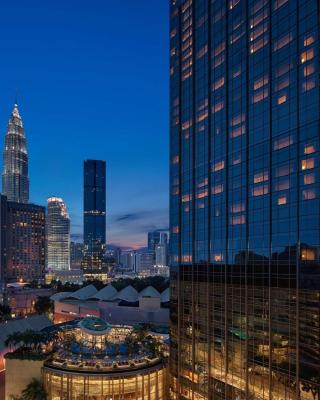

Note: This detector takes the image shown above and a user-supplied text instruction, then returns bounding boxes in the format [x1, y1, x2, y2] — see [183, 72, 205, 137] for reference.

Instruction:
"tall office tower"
[83, 160, 107, 280]
[155, 243, 168, 267]
[2, 104, 29, 203]
[148, 230, 168, 251]
[70, 241, 84, 269]
[46, 197, 70, 272]
[6, 201, 45, 282]
[169, 1, 320, 399]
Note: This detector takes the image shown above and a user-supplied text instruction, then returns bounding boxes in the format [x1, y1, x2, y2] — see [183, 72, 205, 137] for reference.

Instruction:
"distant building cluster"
[0, 103, 167, 294]
[116, 230, 169, 277]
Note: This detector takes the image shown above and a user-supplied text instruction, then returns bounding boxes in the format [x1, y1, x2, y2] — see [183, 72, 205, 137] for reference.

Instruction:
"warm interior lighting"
[277, 195, 287, 205]
[301, 158, 315, 171]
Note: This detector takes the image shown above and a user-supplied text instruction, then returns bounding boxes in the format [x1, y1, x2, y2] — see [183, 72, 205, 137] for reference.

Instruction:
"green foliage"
[34, 296, 53, 315]
[112, 276, 169, 292]
[21, 378, 47, 400]
[0, 303, 12, 322]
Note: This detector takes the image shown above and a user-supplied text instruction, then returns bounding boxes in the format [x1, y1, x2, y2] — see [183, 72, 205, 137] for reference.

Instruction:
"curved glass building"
[42, 317, 168, 399]
[2, 103, 29, 203]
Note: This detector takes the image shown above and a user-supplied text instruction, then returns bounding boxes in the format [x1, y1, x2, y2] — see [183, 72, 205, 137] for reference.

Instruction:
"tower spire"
[2, 102, 29, 203]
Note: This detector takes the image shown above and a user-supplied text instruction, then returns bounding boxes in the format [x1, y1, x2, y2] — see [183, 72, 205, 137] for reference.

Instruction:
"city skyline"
[0, 1, 169, 248]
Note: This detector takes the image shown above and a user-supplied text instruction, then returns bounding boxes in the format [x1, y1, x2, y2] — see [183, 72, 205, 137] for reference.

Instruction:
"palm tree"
[20, 378, 47, 400]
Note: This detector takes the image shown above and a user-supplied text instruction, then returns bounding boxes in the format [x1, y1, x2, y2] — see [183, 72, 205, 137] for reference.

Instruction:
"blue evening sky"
[0, 1, 169, 248]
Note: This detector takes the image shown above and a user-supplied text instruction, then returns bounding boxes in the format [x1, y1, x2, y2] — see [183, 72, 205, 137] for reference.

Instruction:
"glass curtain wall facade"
[169, 0, 320, 399]
[83, 160, 106, 276]
[47, 197, 70, 272]
[2, 104, 29, 204]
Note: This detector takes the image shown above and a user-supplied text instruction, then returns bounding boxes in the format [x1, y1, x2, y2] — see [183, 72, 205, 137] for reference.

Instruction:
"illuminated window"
[196, 45, 208, 59]
[182, 255, 192, 262]
[303, 64, 315, 77]
[213, 76, 225, 91]
[182, 194, 192, 202]
[273, 33, 292, 51]
[212, 101, 224, 113]
[212, 160, 225, 172]
[302, 189, 316, 200]
[277, 195, 287, 205]
[301, 248, 315, 261]
[254, 171, 269, 183]
[196, 190, 208, 199]
[252, 89, 269, 103]
[229, 0, 240, 9]
[304, 35, 315, 47]
[273, 0, 288, 10]
[274, 136, 293, 150]
[196, 111, 208, 122]
[232, 153, 241, 165]
[252, 184, 268, 196]
[254, 75, 269, 90]
[250, 37, 268, 53]
[277, 94, 287, 104]
[231, 126, 245, 138]
[304, 144, 316, 155]
[212, 184, 224, 194]
[231, 202, 245, 213]
[304, 173, 315, 185]
[302, 80, 316, 92]
[231, 215, 245, 225]
[172, 226, 179, 234]
[214, 253, 223, 262]
[197, 178, 208, 188]
[301, 49, 314, 63]
[301, 158, 315, 171]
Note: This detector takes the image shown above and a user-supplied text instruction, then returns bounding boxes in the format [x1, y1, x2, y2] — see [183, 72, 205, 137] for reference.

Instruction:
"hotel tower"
[169, 0, 320, 399]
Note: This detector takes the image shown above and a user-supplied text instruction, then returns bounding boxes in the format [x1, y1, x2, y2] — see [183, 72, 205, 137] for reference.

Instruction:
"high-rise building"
[2, 104, 29, 203]
[148, 230, 168, 252]
[46, 197, 70, 272]
[155, 243, 168, 267]
[136, 251, 155, 276]
[83, 160, 107, 280]
[70, 241, 84, 269]
[0, 195, 7, 285]
[6, 201, 45, 282]
[170, 1, 320, 399]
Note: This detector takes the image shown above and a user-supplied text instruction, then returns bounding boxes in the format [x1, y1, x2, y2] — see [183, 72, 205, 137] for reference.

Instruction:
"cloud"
[115, 213, 141, 222]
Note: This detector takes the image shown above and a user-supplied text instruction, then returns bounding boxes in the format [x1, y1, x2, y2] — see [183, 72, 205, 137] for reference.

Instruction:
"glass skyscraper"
[169, 0, 319, 399]
[2, 103, 29, 203]
[83, 160, 107, 280]
[46, 197, 70, 272]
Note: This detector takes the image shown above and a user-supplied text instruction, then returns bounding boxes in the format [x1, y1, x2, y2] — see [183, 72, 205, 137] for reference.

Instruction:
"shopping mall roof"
[64, 284, 98, 300]
[89, 284, 118, 301]
[51, 284, 169, 304]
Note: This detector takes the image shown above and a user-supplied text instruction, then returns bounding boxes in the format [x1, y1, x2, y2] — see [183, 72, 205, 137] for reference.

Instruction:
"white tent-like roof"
[160, 287, 170, 303]
[89, 284, 118, 301]
[50, 291, 71, 302]
[64, 284, 98, 300]
[138, 286, 160, 299]
[115, 285, 139, 302]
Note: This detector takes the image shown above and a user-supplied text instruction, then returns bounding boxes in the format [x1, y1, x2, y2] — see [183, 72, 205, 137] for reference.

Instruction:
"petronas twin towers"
[2, 103, 29, 203]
